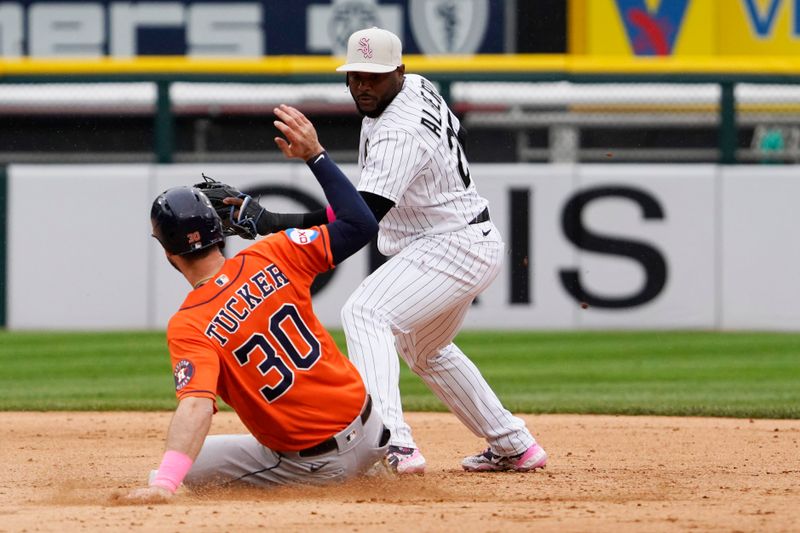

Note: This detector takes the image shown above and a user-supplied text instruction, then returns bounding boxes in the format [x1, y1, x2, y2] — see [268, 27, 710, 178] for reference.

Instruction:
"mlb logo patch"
[287, 228, 319, 245]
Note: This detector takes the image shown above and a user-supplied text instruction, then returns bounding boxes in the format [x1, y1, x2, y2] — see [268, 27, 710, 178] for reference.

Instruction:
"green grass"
[1, 330, 798, 418]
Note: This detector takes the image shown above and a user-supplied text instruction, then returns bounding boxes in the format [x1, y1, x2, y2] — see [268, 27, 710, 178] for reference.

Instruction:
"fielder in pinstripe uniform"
[238, 27, 547, 474]
[335, 27, 546, 474]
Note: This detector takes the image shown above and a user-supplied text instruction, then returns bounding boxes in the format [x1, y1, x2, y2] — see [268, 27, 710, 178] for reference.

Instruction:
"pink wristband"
[326, 205, 336, 222]
[150, 450, 193, 494]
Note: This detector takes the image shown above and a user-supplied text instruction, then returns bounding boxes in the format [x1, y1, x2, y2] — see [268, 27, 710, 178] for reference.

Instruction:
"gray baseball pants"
[183, 395, 389, 488]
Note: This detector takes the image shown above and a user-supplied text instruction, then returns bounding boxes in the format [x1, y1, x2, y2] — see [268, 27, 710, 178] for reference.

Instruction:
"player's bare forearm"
[164, 397, 214, 459]
[123, 397, 213, 503]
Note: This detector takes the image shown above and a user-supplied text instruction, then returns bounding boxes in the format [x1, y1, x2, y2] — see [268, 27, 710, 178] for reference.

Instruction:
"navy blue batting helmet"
[151, 186, 224, 255]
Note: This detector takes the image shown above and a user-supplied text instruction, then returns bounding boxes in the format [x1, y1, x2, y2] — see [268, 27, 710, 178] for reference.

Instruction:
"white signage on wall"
[8, 164, 800, 331]
[0, 4, 23, 56]
[719, 165, 800, 330]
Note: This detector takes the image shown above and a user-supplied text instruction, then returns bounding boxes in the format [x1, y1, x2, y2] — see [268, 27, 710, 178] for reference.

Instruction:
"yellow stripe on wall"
[3, 55, 800, 77]
[568, 0, 588, 54]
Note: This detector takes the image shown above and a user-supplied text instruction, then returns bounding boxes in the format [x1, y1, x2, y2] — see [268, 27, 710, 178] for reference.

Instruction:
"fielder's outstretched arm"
[255, 189, 393, 233]
[270, 104, 378, 264]
[303, 153, 378, 263]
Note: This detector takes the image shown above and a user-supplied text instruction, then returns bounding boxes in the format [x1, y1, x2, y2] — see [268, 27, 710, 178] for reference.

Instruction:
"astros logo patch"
[173, 360, 195, 391]
[287, 228, 319, 245]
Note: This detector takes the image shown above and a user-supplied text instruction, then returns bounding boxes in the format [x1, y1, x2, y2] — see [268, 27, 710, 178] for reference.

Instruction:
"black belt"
[468, 207, 490, 225]
[297, 395, 373, 457]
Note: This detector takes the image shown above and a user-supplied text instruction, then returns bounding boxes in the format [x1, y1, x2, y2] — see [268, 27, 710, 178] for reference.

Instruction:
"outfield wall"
[6, 163, 799, 331]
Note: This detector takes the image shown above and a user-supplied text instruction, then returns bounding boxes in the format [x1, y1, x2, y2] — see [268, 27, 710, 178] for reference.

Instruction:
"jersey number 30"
[232, 304, 321, 403]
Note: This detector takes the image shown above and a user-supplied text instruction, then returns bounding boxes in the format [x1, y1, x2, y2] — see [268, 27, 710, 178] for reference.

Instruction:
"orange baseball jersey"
[166, 225, 366, 451]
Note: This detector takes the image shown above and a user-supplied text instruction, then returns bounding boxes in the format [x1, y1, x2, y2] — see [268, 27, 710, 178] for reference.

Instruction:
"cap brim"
[335, 63, 398, 73]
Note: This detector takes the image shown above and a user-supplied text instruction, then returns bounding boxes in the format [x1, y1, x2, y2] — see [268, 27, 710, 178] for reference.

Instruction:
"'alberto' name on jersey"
[357, 74, 488, 256]
[204, 263, 290, 346]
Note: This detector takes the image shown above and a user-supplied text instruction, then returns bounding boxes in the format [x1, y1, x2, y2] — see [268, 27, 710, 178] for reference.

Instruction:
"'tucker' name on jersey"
[205, 263, 290, 346]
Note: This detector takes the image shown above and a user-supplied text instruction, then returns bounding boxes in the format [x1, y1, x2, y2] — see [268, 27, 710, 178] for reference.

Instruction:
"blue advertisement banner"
[0, 0, 505, 57]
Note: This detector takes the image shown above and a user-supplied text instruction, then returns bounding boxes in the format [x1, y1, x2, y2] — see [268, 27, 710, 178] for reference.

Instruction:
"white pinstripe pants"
[341, 221, 535, 455]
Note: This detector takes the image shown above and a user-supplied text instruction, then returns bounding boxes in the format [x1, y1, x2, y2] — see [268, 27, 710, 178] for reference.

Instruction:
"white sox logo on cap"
[358, 37, 373, 59]
[336, 27, 402, 74]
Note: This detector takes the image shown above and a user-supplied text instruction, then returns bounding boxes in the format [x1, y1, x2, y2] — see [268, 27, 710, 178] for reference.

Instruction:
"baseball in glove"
[194, 174, 265, 239]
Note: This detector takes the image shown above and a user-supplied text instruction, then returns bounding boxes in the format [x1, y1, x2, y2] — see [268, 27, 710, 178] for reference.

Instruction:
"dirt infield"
[1, 412, 798, 533]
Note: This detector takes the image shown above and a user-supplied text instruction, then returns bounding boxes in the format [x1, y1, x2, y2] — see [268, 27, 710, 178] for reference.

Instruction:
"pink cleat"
[461, 443, 547, 472]
[385, 445, 426, 474]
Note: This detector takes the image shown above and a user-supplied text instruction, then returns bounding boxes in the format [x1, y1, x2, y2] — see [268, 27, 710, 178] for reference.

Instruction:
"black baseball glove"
[193, 174, 265, 240]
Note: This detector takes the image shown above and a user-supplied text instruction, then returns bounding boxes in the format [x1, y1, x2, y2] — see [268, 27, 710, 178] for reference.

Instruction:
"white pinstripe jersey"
[357, 74, 489, 256]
